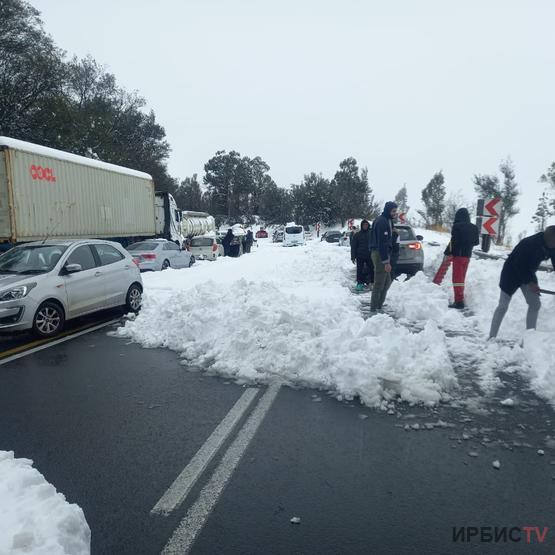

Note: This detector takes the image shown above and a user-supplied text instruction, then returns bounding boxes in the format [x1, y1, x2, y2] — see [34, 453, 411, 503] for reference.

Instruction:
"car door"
[92, 243, 130, 307]
[62, 245, 105, 318]
[162, 242, 180, 268]
[167, 241, 189, 268]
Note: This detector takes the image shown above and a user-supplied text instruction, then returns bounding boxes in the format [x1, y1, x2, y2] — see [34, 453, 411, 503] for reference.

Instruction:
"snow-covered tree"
[531, 190, 553, 232]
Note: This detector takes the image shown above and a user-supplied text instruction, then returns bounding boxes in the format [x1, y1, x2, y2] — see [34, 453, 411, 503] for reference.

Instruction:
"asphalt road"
[2, 325, 555, 554]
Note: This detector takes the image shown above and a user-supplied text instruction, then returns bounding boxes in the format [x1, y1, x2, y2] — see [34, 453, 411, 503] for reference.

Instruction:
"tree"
[333, 158, 373, 225]
[258, 182, 293, 225]
[540, 162, 555, 213]
[174, 174, 205, 211]
[394, 185, 410, 215]
[418, 171, 446, 227]
[0, 0, 66, 138]
[291, 173, 336, 225]
[531, 190, 553, 232]
[473, 158, 520, 244]
[444, 191, 476, 227]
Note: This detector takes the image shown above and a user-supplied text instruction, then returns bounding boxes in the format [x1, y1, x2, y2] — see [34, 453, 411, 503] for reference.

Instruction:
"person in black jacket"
[244, 229, 254, 253]
[222, 229, 233, 257]
[350, 220, 373, 290]
[432, 208, 480, 308]
[370, 201, 398, 311]
[489, 226, 555, 338]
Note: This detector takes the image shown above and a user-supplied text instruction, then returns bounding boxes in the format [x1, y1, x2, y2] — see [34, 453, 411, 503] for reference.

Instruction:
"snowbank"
[118, 241, 456, 407]
[118, 229, 555, 407]
[0, 451, 90, 555]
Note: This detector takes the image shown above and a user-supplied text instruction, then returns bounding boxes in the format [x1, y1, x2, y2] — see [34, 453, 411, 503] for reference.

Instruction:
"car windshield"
[128, 242, 159, 251]
[191, 238, 214, 247]
[0, 245, 68, 274]
[286, 226, 303, 234]
[395, 227, 416, 241]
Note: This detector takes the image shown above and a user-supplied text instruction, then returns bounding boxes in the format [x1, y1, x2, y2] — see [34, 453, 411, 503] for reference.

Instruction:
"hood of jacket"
[382, 201, 398, 220]
[454, 208, 471, 224]
[360, 219, 370, 232]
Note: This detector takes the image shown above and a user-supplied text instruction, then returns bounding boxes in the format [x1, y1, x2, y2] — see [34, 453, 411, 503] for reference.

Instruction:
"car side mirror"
[416, 235, 424, 241]
[64, 263, 83, 274]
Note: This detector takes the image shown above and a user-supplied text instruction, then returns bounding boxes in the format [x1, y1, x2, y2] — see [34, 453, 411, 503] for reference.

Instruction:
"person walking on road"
[244, 229, 254, 253]
[489, 226, 555, 338]
[370, 201, 398, 312]
[350, 219, 374, 291]
[222, 229, 233, 257]
[432, 208, 479, 309]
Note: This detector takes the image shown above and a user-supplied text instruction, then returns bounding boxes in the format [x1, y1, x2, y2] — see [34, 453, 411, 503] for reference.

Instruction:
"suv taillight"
[407, 243, 421, 250]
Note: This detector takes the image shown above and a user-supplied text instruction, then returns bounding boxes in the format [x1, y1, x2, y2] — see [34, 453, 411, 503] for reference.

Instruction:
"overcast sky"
[32, 0, 555, 237]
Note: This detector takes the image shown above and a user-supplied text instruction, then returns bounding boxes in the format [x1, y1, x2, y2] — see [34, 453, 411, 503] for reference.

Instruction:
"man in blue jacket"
[370, 201, 398, 312]
[489, 226, 555, 338]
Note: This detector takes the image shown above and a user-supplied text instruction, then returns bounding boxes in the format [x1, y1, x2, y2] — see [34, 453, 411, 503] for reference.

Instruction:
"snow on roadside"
[118, 240, 456, 407]
[0, 451, 90, 555]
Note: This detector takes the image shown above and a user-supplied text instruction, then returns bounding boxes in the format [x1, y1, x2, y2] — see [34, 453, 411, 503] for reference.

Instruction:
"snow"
[0, 136, 152, 180]
[117, 229, 555, 408]
[492, 460, 501, 469]
[0, 451, 90, 555]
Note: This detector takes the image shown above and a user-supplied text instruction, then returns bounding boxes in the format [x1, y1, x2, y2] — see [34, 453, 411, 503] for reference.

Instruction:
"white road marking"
[0, 319, 121, 366]
[151, 387, 259, 516]
[162, 382, 281, 554]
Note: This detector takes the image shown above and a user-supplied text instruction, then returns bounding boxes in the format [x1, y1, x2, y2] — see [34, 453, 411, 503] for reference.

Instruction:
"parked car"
[321, 230, 342, 243]
[127, 239, 194, 271]
[255, 228, 268, 239]
[394, 225, 424, 276]
[189, 236, 224, 261]
[338, 231, 352, 247]
[0, 239, 142, 337]
[303, 225, 314, 240]
[273, 229, 284, 243]
[283, 223, 305, 247]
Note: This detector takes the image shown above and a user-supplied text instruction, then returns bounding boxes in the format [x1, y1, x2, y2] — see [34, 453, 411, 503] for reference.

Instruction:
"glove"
[351, 259, 356, 265]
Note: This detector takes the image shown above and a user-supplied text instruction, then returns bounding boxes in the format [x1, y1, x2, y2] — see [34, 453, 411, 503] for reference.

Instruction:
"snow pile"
[522, 330, 555, 402]
[0, 451, 90, 555]
[118, 242, 456, 407]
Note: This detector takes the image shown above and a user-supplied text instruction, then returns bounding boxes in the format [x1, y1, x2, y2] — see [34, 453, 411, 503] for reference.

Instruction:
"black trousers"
[356, 257, 374, 284]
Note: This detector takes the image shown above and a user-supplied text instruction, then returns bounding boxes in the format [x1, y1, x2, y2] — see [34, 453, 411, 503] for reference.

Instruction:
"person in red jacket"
[433, 208, 479, 309]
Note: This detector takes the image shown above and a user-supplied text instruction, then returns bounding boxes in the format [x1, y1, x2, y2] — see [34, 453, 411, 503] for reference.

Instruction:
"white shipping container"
[0, 137, 156, 243]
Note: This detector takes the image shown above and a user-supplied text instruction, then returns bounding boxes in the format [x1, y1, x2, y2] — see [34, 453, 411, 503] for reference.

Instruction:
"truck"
[0, 136, 186, 250]
[181, 211, 216, 238]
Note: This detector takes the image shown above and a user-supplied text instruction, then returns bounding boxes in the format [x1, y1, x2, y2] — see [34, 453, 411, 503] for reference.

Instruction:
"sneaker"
[448, 301, 465, 310]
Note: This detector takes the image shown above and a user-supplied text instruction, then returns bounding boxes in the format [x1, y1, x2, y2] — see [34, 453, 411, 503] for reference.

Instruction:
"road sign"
[484, 198, 501, 217]
[481, 216, 499, 236]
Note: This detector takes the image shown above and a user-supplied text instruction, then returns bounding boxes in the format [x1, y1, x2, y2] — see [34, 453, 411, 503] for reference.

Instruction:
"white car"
[0, 240, 143, 337]
[127, 239, 194, 271]
[189, 236, 224, 260]
[283, 224, 305, 247]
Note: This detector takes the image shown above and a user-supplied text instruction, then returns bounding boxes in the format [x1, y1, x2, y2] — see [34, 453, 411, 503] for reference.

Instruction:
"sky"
[31, 0, 555, 238]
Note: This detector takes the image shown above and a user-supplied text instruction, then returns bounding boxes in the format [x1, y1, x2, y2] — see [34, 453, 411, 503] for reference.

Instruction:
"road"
[2, 318, 555, 554]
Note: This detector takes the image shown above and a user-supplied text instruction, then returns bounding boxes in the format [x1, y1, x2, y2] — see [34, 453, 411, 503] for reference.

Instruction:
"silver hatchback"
[0, 240, 143, 337]
[394, 224, 424, 276]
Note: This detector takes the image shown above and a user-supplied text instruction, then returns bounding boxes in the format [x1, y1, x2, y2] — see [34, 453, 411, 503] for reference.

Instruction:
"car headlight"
[0, 283, 37, 302]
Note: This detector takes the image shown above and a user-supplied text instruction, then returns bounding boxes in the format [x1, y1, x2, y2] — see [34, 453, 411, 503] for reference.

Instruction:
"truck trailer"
[0, 137, 183, 249]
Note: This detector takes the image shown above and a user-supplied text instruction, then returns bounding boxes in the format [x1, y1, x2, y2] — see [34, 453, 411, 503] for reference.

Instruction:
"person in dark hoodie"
[370, 201, 398, 312]
[222, 229, 233, 257]
[350, 219, 373, 291]
[489, 226, 555, 338]
[432, 208, 480, 309]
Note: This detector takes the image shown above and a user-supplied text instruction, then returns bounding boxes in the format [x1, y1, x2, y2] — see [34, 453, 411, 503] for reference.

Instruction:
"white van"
[283, 223, 305, 247]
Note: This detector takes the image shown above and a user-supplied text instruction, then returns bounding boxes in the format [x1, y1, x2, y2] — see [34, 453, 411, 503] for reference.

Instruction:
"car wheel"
[33, 301, 65, 338]
[125, 283, 142, 313]
[161, 259, 170, 270]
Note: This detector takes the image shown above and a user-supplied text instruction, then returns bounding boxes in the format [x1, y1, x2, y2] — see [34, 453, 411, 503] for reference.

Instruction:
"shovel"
[540, 289, 555, 295]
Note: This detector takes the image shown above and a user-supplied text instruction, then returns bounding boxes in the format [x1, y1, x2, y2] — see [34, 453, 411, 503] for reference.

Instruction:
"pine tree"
[394, 185, 409, 215]
[418, 171, 446, 227]
[540, 162, 555, 213]
[531, 190, 553, 232]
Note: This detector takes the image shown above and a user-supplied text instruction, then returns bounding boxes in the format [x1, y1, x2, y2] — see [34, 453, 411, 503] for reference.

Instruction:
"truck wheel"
[161, 259, 170, 270]
[33, 301, 65, 338]
[125, 284, 142, 313]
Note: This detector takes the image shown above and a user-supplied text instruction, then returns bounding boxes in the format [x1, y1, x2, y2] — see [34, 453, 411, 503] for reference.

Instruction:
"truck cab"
[155, 192, 184, 245]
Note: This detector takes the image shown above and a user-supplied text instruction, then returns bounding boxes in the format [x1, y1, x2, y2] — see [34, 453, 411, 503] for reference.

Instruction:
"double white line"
[153, 383, 281, 554]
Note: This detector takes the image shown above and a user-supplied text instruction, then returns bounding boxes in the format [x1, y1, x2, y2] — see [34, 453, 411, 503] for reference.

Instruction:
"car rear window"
[286, 226, 303, 234]
[128, 242, 158, 251]
[94, 244, 125, 266]
[191, 238, 214, 247]
[395, 227, 416, 241]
